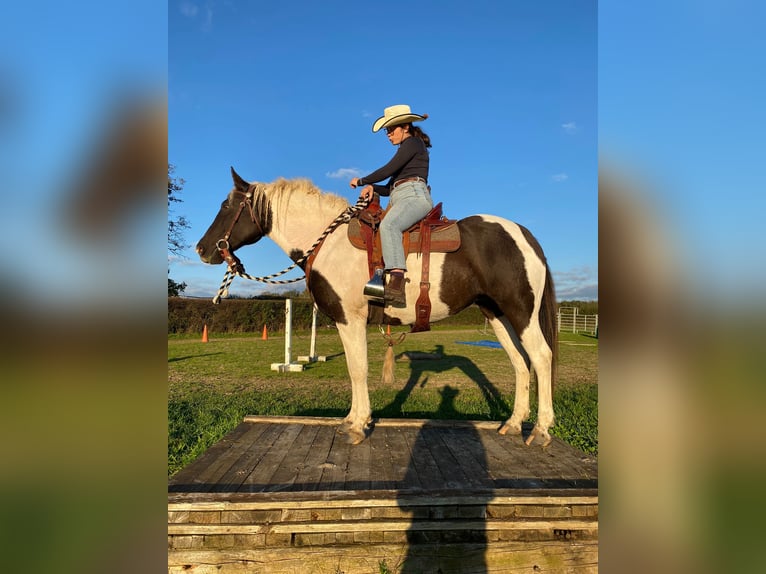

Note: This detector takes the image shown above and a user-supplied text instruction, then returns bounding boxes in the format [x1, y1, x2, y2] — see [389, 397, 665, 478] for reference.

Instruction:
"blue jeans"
[380, 180, 433, 271]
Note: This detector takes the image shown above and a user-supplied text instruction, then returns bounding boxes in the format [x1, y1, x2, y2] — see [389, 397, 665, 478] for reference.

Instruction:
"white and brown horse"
[196, 168, 558, 446]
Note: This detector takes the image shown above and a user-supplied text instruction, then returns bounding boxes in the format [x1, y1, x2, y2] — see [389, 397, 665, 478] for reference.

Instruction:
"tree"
[168, 164, 190, 296]
[168, 277, 187, 297]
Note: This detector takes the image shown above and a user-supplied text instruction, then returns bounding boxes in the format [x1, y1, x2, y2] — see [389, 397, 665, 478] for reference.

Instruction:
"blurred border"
[1, 2, 167, 572]
[599, 2, 766, 573]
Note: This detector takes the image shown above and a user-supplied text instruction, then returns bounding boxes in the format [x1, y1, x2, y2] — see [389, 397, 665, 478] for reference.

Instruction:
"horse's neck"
[267, 189, 346, 257]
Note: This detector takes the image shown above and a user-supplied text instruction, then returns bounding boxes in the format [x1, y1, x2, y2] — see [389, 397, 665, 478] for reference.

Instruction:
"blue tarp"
[455, 340, 502, 349]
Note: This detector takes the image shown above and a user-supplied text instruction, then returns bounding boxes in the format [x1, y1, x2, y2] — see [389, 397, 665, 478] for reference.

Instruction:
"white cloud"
[179, 2, 198, 17]
[562, 121, 578, 134]
[179, 1, 213, 32]
[326, 167, 363, 179]
[551, 173, 569, 183]
[553, 266, 598, 300]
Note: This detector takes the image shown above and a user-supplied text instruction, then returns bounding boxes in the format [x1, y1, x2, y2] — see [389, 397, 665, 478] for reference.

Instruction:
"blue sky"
[169, 0, 598, 301]
[599, 1, 766, 302]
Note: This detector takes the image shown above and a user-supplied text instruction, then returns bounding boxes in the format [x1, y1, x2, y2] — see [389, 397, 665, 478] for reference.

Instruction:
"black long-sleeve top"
[358, 136, 429, 197]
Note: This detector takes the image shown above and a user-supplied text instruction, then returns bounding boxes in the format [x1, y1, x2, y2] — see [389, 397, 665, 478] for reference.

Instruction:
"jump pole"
[270, 299, 304, 372]
[298, 303, 327, 363]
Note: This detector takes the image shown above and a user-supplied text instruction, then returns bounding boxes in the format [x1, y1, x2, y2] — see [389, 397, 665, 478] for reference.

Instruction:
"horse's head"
[195, 167, 272, 265]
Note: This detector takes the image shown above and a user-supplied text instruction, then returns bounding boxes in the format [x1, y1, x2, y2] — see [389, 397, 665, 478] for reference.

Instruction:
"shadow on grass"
[378, 344, 511, 420]
[168, 353, 223, 363]
[301, 352, 345, 370]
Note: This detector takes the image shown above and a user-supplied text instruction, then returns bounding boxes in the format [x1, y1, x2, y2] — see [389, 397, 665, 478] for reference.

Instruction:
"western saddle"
[347, 195, 461, 332]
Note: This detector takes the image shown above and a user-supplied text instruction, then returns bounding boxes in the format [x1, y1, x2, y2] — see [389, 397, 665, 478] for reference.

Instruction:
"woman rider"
[350, 104, 433, 306]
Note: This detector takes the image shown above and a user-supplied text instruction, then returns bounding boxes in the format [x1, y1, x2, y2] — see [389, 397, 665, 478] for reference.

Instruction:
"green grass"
[169, 327, 598, 476]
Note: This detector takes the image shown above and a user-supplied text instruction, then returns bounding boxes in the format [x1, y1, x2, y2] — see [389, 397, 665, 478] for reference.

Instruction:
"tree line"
[169, 297, 597, 334]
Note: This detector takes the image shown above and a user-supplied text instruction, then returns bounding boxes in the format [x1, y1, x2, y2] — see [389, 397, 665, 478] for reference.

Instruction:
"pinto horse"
[196, 168, 557, 446]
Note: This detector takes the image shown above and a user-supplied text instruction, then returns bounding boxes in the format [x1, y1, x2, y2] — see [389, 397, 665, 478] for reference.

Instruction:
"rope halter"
[212, 193, 371, 304]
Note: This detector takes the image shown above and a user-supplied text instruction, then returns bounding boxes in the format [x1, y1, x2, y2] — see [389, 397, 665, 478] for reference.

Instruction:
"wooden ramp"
[168, 416, 598, 573]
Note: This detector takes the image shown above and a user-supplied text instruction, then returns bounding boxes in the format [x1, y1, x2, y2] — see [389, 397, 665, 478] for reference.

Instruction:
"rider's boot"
[384, 271, 406, 306]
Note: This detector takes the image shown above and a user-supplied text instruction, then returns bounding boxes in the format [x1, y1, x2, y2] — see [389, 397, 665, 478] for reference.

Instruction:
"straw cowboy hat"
[371, 104, 428, 132]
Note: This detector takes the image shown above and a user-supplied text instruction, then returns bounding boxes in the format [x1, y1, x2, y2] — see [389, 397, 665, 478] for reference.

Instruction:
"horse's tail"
[540, 263, 558, 391]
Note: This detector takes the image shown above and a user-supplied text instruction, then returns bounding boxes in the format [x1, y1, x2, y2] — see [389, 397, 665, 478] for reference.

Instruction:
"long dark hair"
[404, 123, 432, 148]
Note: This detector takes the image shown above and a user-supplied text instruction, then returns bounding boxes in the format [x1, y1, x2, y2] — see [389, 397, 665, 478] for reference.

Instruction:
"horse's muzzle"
[196, 243, 220, 264]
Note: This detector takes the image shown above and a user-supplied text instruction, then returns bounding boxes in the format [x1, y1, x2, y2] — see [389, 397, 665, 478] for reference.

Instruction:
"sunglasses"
[385, 125, 400, 134]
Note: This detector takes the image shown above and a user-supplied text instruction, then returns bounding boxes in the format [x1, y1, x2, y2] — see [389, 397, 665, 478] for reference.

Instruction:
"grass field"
[168, 325, 598, 476]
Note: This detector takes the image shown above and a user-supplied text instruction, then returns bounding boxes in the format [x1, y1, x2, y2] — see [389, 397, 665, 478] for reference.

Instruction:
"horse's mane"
[263, 177, 350, 220]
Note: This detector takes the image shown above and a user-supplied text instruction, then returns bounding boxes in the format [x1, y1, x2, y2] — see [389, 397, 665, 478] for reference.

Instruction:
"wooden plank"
[289, 424, 337, 491]
[484, 429, 562, 488]
[440, 427, 495, 490]
[344, 429, 372, 491]
[169, 422, 255, 489]
[244, 414, 522, 430]
[262, 423, 321, 492]
[169, 518, 597, 535]
[169, 422, 270, 493]
[244, 414, 343, 426]
[415, 425, 471, 490]
[238, 423, 304, 493]
[478, 428, 553, 488]
[399, 424, 447, 491]
[532, 439, 598, 485]
[317, 429, 352, 490]
[366, 423, 396, 490]
[211, 423, 286, 493]
[384, 426, 420, 490]
[169, 493, 598, 511]
[169, 542, 598, 574]
[169, 416, 597, 501]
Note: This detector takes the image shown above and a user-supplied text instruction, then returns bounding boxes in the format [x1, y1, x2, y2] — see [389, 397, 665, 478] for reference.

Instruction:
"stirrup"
[363, 268, 385, 303]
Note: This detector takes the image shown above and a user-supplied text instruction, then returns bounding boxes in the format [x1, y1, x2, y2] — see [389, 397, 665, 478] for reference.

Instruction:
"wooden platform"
[168, 416, 598, 573]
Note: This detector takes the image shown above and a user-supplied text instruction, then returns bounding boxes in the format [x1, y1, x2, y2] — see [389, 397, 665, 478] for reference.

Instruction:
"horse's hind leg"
[484, 315, 532, 437]
[520, 324, 554, 447]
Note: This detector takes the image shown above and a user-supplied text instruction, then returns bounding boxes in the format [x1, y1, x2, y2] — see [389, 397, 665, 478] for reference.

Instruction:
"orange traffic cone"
[201, 324, 209, 343]
[262, 325, 268, 340]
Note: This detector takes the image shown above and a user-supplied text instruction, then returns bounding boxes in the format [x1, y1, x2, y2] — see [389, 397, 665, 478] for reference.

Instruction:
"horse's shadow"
[377, 344, 511, 421]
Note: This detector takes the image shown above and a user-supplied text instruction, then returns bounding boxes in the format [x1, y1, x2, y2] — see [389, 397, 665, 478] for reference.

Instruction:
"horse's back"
[454, 214, 548, 275]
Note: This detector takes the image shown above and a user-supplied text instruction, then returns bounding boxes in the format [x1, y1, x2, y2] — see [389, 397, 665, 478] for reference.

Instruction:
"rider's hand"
[359, 185, 374, 202]
[349, 177, 361, 188]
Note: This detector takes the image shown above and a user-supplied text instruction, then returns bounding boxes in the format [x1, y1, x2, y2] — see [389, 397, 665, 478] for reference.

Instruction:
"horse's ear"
[230, 167, 249, 192]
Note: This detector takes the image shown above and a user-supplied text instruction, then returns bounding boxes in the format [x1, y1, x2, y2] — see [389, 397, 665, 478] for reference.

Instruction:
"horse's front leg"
[335, 318, 372, 444]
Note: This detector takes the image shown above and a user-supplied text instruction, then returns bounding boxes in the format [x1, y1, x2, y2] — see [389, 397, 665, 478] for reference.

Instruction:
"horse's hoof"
[524, 426, 552, 448]
[347, 429, 367, 445]
[498, 421, 521, 436]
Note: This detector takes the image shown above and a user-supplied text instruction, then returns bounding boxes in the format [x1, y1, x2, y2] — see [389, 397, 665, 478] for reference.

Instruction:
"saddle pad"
[347, 218, 461, 253]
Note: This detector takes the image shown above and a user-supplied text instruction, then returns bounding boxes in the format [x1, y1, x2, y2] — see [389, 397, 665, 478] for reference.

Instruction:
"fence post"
[573, 307, 578, 333]
[270, 299, 304, 372]
[298, 303, 326, 363]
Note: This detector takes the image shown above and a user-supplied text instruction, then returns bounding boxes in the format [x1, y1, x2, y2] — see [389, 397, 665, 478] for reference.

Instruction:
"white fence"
[557, 307, 598, 336]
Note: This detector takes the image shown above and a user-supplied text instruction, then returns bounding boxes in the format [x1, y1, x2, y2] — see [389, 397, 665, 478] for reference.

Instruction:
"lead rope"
[212, 195, 371, 304]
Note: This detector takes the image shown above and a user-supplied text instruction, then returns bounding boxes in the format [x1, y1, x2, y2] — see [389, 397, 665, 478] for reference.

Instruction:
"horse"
[196, 168, 558, 446]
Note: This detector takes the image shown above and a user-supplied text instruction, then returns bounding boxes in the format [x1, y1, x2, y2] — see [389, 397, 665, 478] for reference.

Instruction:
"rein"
[212, 193, 371, 304]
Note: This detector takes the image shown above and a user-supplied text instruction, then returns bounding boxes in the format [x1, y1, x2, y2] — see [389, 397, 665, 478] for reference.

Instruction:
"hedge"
[168, 297, 486, 334]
